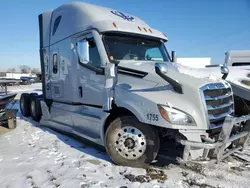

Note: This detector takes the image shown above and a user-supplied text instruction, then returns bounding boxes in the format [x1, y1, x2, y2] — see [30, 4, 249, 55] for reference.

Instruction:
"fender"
[100, 101, 145, 146]
[114, 87, 153, 123]
[114, 101, 145, 123]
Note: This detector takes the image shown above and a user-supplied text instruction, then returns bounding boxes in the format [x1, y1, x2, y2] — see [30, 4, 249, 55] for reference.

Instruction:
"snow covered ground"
[0, 83, 250, 188]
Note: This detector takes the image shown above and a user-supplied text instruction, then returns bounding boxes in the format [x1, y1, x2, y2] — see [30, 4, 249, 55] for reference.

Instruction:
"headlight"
[157, 105, 196, 126]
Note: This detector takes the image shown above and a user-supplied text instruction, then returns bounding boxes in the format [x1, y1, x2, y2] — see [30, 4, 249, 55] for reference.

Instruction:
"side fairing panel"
[39, 11, 52, 99]
[39, 10, 53, 48]
[50, 103, 74, 127]
[47, 102, 109, 146]
[71, 105, 109, 144]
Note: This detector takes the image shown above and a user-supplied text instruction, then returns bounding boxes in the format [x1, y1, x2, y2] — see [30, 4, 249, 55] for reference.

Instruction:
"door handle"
[79, 86, 83, 98]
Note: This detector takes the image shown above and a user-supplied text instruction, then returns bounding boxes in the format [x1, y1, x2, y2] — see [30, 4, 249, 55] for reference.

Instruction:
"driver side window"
[87, 39, 101, 68]
[77, 38, 101, 68]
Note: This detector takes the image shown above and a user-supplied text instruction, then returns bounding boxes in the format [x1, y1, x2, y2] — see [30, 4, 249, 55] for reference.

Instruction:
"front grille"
[203, 88, 231, 97]
[201, 83, 234, 128]
[206, 97, 231, 107]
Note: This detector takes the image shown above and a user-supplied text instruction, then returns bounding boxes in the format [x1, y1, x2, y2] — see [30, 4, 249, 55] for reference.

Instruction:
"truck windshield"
[103, 34, 170, 62]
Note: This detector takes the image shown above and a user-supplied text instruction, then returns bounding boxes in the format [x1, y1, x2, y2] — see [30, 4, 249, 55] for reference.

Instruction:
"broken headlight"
[157, 105, 196, 126]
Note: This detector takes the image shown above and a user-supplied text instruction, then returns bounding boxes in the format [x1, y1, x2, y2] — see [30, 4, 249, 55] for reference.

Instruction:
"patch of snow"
[0, 83, 250, 188]
[174, 63, 222, 81]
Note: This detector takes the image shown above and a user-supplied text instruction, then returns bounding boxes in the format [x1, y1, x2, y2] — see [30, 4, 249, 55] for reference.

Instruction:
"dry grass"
[240, 73, 250, 86]
[241, 80, 250, 86]
[0, 125, 9, 135]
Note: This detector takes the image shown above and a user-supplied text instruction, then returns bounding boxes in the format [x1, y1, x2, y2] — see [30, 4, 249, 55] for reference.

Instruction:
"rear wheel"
[105, 116, 159, 168]
[20, 93, 31, 117]
[30, 96, 42, 122]
[29, 93, 38, 97]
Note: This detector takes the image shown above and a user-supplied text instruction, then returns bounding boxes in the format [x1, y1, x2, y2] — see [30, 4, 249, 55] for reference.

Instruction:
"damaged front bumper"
[179, 115, 250, 163]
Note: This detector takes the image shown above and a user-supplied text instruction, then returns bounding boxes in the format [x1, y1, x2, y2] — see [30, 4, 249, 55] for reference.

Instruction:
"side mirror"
[171, 51, 176, 62]
[109, 56, 120, 65]
[111, 59, 120, 65]
[220, 65, 229, 80]
[155, 63, 168, 74]
[77, 40, 89, 63]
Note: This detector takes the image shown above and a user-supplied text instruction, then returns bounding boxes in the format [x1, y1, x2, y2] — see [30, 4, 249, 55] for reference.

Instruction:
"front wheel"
[105, 116, 160, 168]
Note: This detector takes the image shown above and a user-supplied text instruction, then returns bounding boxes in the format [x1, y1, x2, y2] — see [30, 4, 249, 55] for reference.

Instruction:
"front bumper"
[179, 115, 250, 163]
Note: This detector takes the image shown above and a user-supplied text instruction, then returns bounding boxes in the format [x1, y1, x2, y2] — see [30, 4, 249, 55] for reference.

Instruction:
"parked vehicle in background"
[221, 50, 250, 116]
[20, 77, 32, 85]
[19, 2, 250, 167]
[19, 76, 39, 85]
[35, 73, 42, 82]
[225, 50, 250, 67]
[32, 76, 41, 83]
[0, 80, 19, 129]
[0, 78, 21, 86]
[177, 49, 250, 118]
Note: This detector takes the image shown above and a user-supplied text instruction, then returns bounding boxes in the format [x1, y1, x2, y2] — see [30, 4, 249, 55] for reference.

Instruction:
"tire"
[105, 116, 160, 168]
[38, 94, 44, 99]
[29, 93, 38, 97]
[20, 93, 31, 117]
[30, 95, 42, 122]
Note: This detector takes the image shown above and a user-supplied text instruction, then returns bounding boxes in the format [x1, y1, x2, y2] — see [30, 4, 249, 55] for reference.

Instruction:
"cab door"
[72, 33, 107, 139]
[76, 33, 106, 107]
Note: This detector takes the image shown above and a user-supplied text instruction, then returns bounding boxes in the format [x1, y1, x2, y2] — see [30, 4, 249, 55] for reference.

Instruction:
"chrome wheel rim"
[114, 126, 146, 160]
[31, 101, 36, 117]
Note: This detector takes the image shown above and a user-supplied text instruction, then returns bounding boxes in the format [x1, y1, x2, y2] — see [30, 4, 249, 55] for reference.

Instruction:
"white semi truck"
[225, 50, 250, 66]
[222, 50, 250, 116]
[20, 2, 250, 167]
[179, 50, 250, 116]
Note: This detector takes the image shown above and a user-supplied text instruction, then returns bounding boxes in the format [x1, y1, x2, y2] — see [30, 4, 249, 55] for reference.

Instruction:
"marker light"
[138, 26, 142, 31]
[143, 28, 147, 32]
[148, 29, 152, 33]
[113, 22, 117, 28]
[157, 105, 170, 122]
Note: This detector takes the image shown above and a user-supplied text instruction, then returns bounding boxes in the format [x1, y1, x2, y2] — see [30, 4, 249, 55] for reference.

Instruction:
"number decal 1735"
[146, 113, 159, 121]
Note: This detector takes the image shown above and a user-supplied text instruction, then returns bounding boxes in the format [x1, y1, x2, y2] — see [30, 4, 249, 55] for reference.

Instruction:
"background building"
[176, 57, 211, 68]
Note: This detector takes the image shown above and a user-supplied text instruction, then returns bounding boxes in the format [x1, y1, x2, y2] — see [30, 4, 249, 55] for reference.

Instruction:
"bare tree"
[7, 68, 16, 73]
[31, 68, 41, 75]
[19, 65, 31, 74]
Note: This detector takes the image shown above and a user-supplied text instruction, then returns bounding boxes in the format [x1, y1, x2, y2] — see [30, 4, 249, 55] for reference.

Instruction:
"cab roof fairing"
[92, 21, 168, 41]
[46, 1, 167, 45]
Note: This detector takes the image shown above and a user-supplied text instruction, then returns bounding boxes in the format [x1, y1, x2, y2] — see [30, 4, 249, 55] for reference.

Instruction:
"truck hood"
[117, 60, 223, 89]
[115, 61, 226, 130]
[174, 63, 250, 92]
